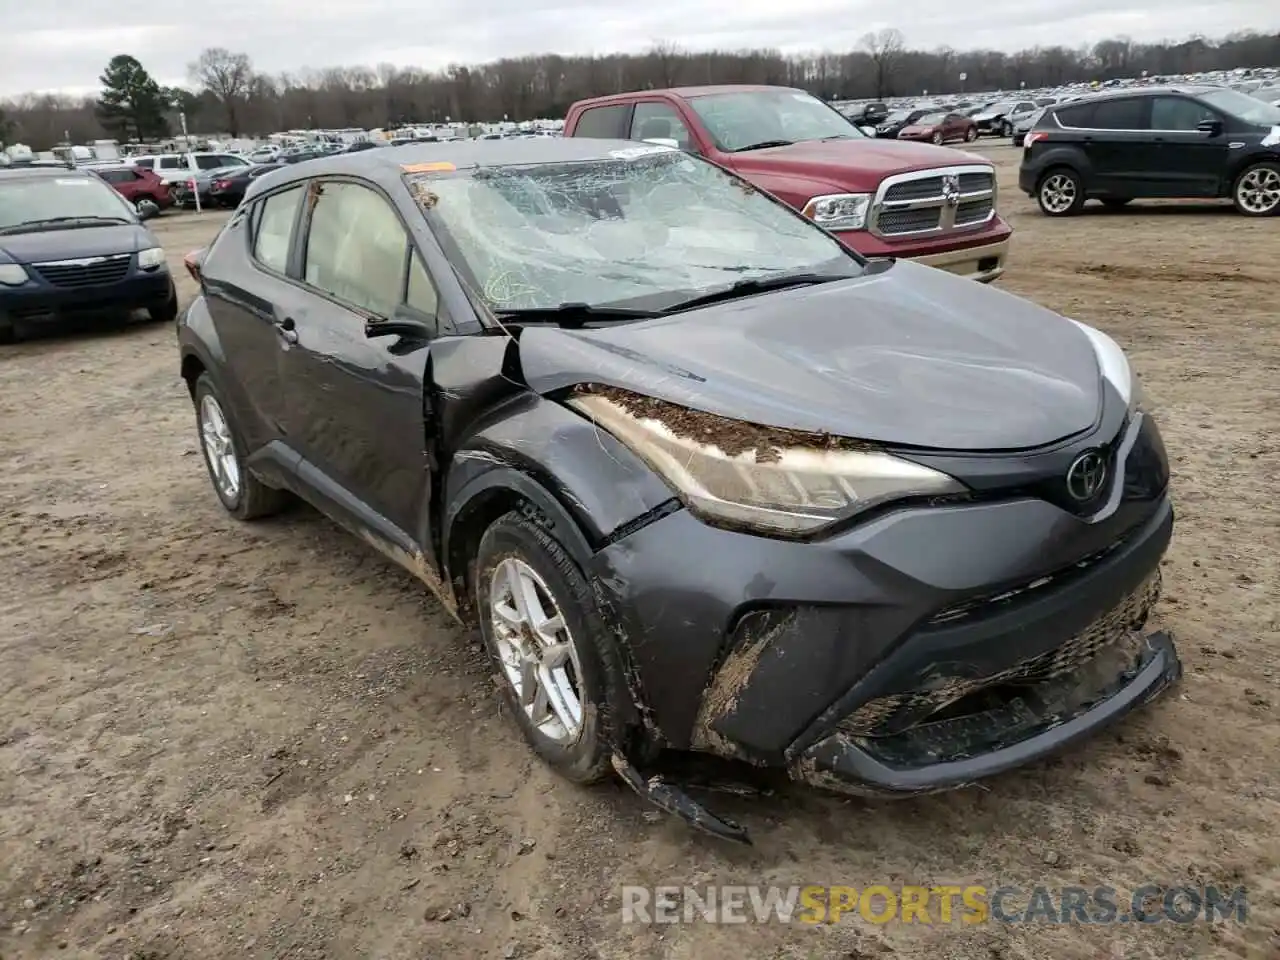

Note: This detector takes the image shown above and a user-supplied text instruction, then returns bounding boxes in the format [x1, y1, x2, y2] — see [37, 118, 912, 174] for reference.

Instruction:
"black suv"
[1019, 85, 1280, 217]
[0, 166, 178, 342]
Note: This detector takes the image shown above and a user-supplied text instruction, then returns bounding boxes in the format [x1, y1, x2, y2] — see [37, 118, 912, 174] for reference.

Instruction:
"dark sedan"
[873, 108, 931, 138]
[208, 163, 285, 207]
[176, 139, 1180, 842]
[0, 166, 177, 342]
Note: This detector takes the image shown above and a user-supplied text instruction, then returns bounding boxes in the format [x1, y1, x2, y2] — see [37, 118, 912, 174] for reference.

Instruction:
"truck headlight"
[569, 390, 965, 536]
[137, 247, 167, 270]
[802, 193, 871, 231]
[0, 263, 29, 286]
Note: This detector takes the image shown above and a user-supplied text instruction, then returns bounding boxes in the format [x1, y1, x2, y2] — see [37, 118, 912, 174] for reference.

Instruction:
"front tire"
[148, 282, 179, 323]
[193, 373, 287, 520]
[931, 132, 943, 145]
[474, 510, 629, 784]
[1232, 161, 1280, 217]
[1037, 167, 1086, 216]
[964, 126, 977, 142]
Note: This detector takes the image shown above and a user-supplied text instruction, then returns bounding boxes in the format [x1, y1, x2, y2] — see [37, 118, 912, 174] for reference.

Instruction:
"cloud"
[1, 0, 1277, 97]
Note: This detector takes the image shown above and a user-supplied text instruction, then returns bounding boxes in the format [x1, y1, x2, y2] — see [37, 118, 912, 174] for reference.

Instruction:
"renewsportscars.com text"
[620, 884, 1248, 925]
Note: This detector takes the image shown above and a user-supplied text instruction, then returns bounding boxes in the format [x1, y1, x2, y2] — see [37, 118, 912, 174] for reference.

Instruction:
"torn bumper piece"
[793, 629, 1181, 798]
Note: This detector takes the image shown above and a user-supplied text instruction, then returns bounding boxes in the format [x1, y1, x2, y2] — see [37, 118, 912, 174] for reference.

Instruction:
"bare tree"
[4, 28, 1279, 148]
[188, 47, 254, 135]
[860, 28, 906, 98]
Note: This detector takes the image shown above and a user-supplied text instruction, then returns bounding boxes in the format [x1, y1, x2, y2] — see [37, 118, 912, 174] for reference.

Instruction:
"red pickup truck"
[563, 85, 1012, 282]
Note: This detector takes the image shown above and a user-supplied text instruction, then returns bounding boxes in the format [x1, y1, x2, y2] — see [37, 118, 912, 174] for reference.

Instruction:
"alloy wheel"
[199, 394, 242, 502]
[1236, 166, 1280, 214]
[932, 132, 943, 144]
[1040, 173, 1078, 214]
[488, 557, 585, 744]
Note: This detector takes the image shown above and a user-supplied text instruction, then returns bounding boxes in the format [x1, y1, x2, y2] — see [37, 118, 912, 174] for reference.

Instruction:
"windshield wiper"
[493, 303, 663, 329]
[660, 272, 854, 314]
[729, 139, 794, 152]
[0, 215, 129, 235]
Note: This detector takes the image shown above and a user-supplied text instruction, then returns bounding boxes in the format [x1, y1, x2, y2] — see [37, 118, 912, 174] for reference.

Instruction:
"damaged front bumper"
[590, 470, 1180, 804]
[794, 626, 1180, 798]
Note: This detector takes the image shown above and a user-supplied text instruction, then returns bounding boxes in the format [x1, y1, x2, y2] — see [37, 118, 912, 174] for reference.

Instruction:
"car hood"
[0, 223, 155, 265]
[518, 260, 1102, 452]
[727, 137, 986, 185]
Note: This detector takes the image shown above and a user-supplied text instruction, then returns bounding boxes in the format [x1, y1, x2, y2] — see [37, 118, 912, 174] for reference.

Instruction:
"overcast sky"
[2, 0, 1278, 98]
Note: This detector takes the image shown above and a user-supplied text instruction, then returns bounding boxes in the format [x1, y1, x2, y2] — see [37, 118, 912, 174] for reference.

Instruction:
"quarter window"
[406, 253, 438, 316]
[252, 185, 304, 273]
[303, 181, 409, 318]
[1151, 97, 1216, 131]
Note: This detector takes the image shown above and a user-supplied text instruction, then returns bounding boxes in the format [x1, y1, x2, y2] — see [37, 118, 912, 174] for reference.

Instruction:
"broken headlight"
[569, 391, 965, 536]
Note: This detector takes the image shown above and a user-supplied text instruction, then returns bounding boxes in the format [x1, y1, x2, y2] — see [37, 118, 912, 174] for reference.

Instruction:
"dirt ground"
[2, 144, 1278, 960]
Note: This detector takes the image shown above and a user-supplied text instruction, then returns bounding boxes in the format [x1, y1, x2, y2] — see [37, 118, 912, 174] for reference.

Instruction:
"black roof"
[1049, 84, 1220, 108]
[248, 138, 669, 199]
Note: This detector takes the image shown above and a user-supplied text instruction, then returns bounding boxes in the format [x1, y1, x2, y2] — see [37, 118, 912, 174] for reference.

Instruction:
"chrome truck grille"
[869, 164, 997, 239]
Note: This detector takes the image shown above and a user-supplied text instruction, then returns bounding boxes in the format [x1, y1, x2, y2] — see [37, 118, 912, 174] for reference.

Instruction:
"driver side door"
[278, 178, 442, 546]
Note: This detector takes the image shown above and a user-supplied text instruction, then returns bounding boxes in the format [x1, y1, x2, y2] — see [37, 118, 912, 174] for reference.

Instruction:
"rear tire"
[1037, 167, 1086, 217]
[931, 132, 943, 145]
[1232, 161, 1280, 217]
[192, 373, 288, 521]
[473, 510, 631, 785]
[964, 126, 977, 142]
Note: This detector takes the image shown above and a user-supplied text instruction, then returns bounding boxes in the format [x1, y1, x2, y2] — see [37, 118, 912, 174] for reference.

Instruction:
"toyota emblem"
[1066, 451, 1108, 502]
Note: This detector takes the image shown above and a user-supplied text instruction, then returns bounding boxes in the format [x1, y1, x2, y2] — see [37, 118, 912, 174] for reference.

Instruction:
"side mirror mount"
[1196, 118, 1223, 137]
[641, 137, 680, 150]
[365, 306, 434, 341]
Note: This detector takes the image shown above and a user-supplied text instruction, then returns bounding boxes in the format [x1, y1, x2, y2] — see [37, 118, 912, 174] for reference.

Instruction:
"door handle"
[273, 315, 298, 344]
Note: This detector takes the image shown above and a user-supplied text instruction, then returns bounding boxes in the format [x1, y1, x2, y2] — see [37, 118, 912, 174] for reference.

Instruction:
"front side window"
[252, 185, 304, 272]
[630, 102, 693, 150]
[0, 175, 133, 233]
[303, 181, 409, 317]
[687, 89, 865, 151]
[1151, 97, 1217, 131]
[413, 148, 859, 313]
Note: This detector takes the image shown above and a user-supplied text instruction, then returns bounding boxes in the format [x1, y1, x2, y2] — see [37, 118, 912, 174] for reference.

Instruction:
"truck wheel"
[1037, 168, 1086, 217]
[473, 510, 630, 785]
[1232, 161, 1280, 217]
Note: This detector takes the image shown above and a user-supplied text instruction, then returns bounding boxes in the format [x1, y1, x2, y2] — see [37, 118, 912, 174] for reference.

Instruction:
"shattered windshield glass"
[406, 147, 861, 313]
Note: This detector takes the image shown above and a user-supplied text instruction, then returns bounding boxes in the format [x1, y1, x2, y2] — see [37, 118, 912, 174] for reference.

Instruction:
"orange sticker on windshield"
[401, 161, 455, 173]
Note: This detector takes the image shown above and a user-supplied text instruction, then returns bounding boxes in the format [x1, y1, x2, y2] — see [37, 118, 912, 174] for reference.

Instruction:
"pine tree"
[96, 55, 171, 142]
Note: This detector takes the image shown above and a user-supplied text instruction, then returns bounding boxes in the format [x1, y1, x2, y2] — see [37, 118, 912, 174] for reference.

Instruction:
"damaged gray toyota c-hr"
[176, 138, 1180, 844]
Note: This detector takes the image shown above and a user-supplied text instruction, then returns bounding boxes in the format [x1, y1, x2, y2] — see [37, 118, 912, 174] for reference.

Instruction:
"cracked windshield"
[412, 148, 858, 312]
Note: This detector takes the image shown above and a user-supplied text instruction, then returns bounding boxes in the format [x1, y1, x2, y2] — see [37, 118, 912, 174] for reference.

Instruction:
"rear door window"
[1089, 98, 1148, 130]
[571, 104, 631, 139]
[252, 185, 305, 273]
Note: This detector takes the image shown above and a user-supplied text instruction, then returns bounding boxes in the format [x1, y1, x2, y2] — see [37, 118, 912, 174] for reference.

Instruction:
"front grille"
[33, 254, 131, 288]
[883, 171, 993, 203]
[871, 167, 997, 238]
[841, 570, 1160, 738]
